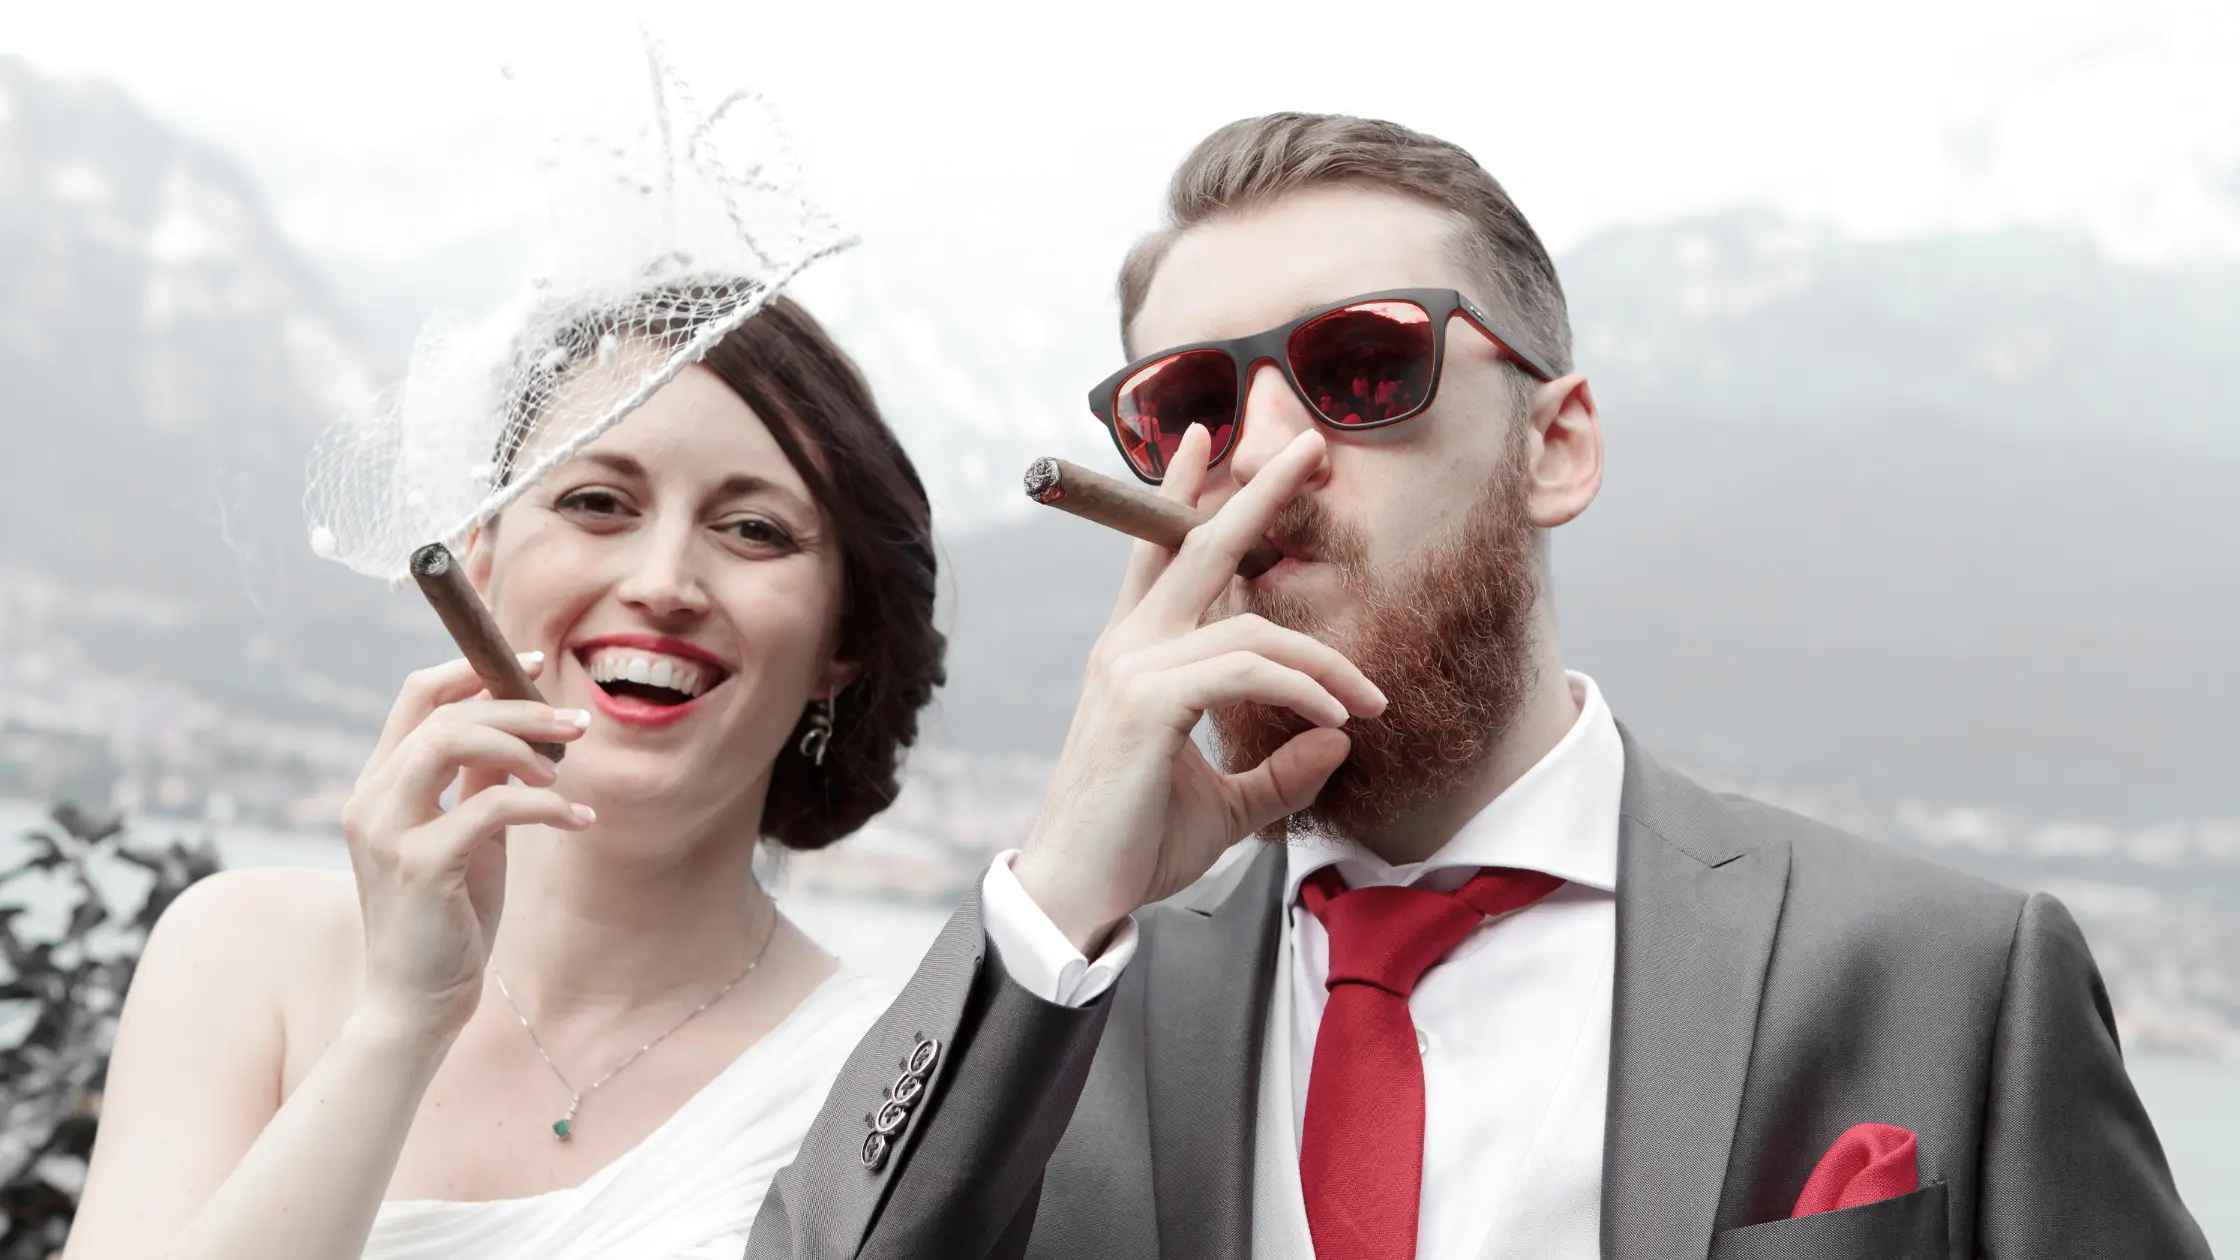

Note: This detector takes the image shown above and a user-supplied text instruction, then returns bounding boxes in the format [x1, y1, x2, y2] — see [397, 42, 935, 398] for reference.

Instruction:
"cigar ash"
[1022, 457, 1067, 505]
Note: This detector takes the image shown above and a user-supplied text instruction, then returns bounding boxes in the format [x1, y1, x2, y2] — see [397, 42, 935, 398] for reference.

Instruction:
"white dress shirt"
[981, 672, 1623, 1260]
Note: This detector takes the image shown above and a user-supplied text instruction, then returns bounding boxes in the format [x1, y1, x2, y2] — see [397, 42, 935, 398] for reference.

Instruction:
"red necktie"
[1297, 865, 1564, 1260]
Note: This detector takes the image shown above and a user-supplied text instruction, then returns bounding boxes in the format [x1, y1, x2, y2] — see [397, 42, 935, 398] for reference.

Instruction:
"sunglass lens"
[1289, 300, 1436, 427]
[1112, 349, 1237, 479]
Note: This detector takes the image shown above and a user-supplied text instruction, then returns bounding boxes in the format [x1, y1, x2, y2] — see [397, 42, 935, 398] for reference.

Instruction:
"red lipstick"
[572, 632, 734, 672]
[588, 685, 706, 727]
[572, 633, 734, 729]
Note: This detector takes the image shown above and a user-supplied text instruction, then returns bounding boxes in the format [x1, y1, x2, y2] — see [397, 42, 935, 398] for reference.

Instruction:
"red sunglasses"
[1088, 288, 1555, 484]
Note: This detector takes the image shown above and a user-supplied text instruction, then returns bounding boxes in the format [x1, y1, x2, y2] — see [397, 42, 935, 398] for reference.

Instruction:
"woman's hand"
[1010, 426, 1387, 953]
[340, 652, 593, 1038]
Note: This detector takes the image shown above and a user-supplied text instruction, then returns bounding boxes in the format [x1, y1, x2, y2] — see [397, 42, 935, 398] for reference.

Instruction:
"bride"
[59, 39, 936, 1255]
[62, 284, 945, 1256]
[63, 40, 946, 1259]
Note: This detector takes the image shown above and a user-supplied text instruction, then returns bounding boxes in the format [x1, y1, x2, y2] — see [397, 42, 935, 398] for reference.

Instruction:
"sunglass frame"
[1086, 287, 1557, 484]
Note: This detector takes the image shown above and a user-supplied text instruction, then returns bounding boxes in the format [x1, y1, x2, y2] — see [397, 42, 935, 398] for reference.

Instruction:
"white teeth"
[583, 647, 715, 697]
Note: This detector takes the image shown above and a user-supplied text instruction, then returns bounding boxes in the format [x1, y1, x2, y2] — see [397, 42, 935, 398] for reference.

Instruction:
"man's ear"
[1525, 373, 1603, 531]
[816, 658, 862, 703]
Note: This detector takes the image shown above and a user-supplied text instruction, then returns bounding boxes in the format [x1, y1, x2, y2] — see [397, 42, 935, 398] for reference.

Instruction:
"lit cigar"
[410, 542, 566, 762]
[1023, 457, 1283, 580]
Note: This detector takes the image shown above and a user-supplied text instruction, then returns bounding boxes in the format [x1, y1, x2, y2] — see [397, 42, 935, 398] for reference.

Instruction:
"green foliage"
[0, 803, 220, 1259]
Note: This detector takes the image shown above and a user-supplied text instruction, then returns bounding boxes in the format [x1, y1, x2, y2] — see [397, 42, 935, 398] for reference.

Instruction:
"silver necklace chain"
[493, 904, 778, 1141]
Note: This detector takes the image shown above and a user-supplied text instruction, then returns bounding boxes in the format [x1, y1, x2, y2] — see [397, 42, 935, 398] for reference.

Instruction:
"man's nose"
[1225, 361, 1323, 490]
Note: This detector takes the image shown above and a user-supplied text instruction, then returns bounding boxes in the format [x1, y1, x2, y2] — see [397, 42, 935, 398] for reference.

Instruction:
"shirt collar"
[1281, 671, 1624, 907]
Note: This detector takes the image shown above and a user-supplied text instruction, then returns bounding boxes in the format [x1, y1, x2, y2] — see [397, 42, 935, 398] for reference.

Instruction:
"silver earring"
[797, 699, 832, 767]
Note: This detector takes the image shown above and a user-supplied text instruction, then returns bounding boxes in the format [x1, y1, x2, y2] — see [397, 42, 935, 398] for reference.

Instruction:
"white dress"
[364, 969, 892, 1260]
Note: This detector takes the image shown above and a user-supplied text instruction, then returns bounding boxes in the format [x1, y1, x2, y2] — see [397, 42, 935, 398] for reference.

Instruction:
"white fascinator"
[304, 32, 855, 586]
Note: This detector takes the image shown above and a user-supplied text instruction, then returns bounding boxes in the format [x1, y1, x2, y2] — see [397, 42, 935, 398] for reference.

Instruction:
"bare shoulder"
[67, 869, 362, 1258]
[149, 865, 359, 967]
[135, 866, 367, 1088]
[143, 868, 362, 1018]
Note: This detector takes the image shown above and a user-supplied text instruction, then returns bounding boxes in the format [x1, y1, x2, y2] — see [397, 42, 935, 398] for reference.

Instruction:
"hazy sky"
[11, 0, 2240, 273]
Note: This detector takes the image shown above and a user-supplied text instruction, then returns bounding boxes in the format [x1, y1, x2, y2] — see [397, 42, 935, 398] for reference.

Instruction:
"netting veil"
[304, 35, 855, 586]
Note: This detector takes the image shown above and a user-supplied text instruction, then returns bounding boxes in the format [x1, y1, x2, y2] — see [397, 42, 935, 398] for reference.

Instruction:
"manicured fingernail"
[534, 754, 558, 777]
[571, 803, 597, 824]
[556, 708, 591, 729]
[519, 650, 545, 665]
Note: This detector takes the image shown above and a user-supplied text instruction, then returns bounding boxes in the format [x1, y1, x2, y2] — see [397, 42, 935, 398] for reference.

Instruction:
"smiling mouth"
[580, 647, 732, 710]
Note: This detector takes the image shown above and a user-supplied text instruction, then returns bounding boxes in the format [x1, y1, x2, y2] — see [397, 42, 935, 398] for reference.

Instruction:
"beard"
[1206, 430, 1543, 840]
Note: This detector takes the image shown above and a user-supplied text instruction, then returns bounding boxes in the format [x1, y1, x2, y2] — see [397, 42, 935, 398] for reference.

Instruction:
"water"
[6, 803, 2233, 1249]
[2131, 1058, 2240, 1250]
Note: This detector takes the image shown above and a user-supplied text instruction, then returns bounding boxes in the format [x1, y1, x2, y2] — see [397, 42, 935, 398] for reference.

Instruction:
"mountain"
[1561, 210, 2240, 453]
[0, 57, 445, 813]
[3, 56, 363, 593]
[3, 55, 2236, 836]
[929, 216, 2240, 825]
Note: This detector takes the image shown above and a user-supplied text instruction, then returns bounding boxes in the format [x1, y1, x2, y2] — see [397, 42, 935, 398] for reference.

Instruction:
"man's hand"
[1011, 426, 1386, 953]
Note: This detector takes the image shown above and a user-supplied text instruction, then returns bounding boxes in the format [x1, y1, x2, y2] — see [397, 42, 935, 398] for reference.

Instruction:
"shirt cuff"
[979, 850, 1138, 1006]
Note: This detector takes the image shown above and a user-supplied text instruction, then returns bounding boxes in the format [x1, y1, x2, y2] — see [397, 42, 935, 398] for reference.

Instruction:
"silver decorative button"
[861, 1033, 944, 1173]
[872, 1100, 911, 1135]
[1416, 1026, 1430, 1056]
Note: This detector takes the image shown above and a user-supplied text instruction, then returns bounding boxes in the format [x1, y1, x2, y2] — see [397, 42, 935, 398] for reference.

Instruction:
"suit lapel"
[1601, 728, 1791, 1260]
[1144, 843, 1287, 1260]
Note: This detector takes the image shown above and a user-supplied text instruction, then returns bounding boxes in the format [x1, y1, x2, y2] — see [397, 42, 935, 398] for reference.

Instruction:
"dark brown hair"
[1118, 113, 1574, 380]
[503, 293, 945, 851]
[702, 297, 945, 850]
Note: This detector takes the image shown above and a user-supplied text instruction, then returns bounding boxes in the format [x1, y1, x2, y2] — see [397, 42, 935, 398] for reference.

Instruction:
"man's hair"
[1117, 113, 1573, 378]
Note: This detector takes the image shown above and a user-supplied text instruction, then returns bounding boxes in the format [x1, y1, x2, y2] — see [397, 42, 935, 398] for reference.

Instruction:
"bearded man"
[749, 114, 2209, 1259]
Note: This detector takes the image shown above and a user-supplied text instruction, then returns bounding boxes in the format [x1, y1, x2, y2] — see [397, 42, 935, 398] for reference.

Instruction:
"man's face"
[1127, 184, 1542, 650]
[1127, 183, 1599, 834]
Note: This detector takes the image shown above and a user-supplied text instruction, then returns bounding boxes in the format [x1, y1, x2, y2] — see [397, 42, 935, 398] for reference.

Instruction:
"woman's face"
[469, 361, 855, 836]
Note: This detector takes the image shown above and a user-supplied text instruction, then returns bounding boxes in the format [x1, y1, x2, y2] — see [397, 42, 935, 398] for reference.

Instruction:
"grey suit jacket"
[749, 729, 2210, 1258]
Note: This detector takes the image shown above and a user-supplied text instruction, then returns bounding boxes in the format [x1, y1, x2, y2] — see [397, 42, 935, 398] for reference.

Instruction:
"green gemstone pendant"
[553, 1089, 582, 1138]
[553, 1095, 582, 1141]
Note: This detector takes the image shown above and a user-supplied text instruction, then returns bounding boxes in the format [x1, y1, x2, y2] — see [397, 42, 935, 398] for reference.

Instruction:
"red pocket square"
[1790, 1123, 1920, 1217]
